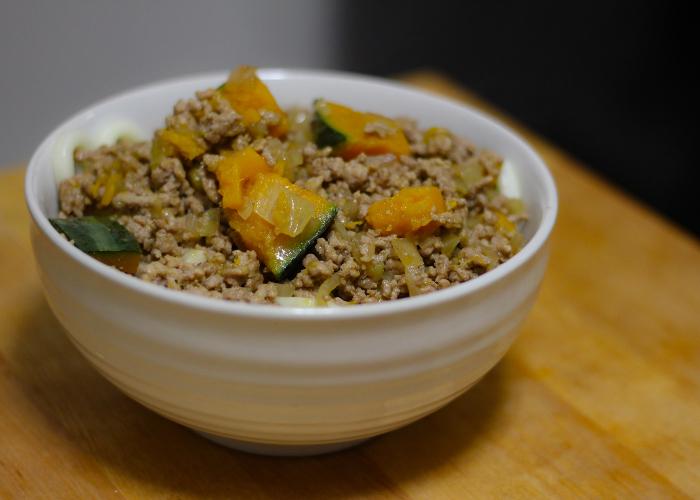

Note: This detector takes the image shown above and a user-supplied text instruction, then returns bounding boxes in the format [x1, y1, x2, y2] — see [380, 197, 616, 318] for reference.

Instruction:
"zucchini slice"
[50, 216, 142, 274]
[312, 99, 410, 159]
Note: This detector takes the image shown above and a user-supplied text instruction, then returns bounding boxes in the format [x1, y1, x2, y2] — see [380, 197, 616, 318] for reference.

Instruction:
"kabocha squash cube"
[226, 172, 337, 280]
[366, 186, 446, 236]
[312, 99, 410, 160]
[214, 149, 337, 280]
[216, 147, 272, 210]
[157, 127, 207, 161]
[220, 66, 288, 137]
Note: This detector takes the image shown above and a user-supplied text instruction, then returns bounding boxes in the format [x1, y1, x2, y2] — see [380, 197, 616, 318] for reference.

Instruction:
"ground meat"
[58, 179, 88, 217]
[364, 120, 393, 138]
[56, 80, 526, 306]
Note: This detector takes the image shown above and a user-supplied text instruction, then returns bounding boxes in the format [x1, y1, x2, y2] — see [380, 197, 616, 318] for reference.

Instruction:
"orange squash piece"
[312, 100, 410, 160]
[215, 147, 271, 210]
[238, 172, 321, 237]
[220, 66, 288, 137]
[158, 128, 207, 160]
[213, 147, 337, 279]
[366, 186, 446, 236]
[226, 172, 337, 279]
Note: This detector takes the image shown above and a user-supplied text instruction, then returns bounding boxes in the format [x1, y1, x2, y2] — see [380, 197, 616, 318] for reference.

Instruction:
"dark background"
[340, 1, 695, 234]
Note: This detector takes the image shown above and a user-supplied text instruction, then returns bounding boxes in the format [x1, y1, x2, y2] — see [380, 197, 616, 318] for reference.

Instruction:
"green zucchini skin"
[50, 216, 141, 274]
[270, 205, 338, 281]
[312, 100, 346, 149]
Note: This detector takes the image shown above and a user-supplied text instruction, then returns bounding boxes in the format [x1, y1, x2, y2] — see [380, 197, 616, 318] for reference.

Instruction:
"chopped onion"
[287, 107, 313, 145]
[391, 238, 423, 268]
[253, 183, 282, 223]
[442, 232, 461, 257]
[483, 247, 500, 270]
[265, 138, 285, 163]
[183, 213, 199, 234]
[455, 157, 484, 194]
[465, 213, 482, 230]
[485, 187, 499, 201]
[349, 239, 363, 263]
[273, 190, 315, 237]
[274, 282, 295, 297]
[183, 209, 221, 237]
[334, 218, 363, 263]
[495, 212, 516, 234]
[364, 240, 375, 260]
[505, 197, 525, 215]
[465, 252, 489, 269]
[510, 232, 525, 253]
[183, 248, 207, 265]
[276, 297, 317, 307]
[149, 201, 164, 218]
[250, 120, 267, 138]
[238, 197, 254, 219]
[423, 126, 451, 144]
[366, 260, 384, 281]
[316, 273, 341, 305]
[286, 144, 304, 169]
[339, 198, 360, 220]
[277, 143, 303, 181]
[197, 208, 221, 237]
[333, 218, 351, 240]
[391, 238, 425, 296]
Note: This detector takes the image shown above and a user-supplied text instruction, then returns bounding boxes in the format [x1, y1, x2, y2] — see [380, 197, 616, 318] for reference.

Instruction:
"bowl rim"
[25, 68, 558, 321]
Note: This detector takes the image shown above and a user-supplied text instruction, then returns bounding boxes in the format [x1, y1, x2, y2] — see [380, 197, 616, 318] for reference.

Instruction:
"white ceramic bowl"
[25, 69, 557, 456]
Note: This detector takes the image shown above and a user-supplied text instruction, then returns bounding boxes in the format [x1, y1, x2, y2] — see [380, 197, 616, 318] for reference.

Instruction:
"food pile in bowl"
[51, 66, 526, 306]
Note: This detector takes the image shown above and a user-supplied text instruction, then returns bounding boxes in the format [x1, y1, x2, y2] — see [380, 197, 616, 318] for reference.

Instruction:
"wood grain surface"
[1, 72, 699, 499]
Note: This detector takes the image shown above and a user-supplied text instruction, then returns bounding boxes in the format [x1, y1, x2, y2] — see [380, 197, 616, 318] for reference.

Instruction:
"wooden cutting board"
[1, 72, 699, 499]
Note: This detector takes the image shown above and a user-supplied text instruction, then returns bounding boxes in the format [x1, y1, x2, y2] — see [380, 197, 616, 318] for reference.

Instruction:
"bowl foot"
[195, 430, 369, 457]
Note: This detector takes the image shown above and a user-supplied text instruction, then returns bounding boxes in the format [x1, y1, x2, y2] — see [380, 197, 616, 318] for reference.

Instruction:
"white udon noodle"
[497, 160, 521, 199]
[52, 119, 145, 185]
